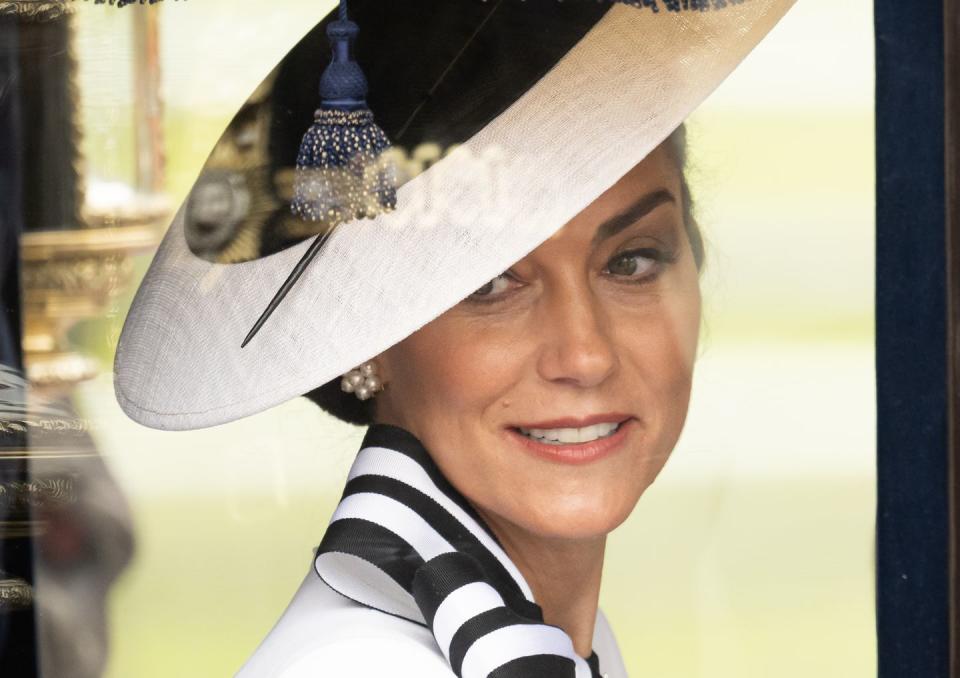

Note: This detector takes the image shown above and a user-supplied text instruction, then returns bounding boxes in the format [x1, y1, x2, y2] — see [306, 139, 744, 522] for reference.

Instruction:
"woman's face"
[375, 141, 702, 541]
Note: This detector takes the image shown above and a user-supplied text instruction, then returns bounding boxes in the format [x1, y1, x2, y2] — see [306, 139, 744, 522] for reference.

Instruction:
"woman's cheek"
[446, 335, 529, 405]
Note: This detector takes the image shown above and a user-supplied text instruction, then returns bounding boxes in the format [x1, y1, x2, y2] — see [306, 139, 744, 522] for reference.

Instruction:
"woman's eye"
[605, 248, 672, 281]
[468, 273, 514, 300]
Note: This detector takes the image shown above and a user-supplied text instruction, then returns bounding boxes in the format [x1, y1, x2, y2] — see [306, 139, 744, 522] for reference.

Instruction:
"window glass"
[10, 1, 876, 676]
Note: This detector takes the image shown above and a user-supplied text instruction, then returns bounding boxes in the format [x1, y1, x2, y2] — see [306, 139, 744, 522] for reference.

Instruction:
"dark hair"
[665, 123, 704, 272]
[303, 124, 704, 426]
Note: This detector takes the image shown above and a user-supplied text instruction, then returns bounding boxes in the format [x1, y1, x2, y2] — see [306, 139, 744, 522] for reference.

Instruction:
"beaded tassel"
[243, 0, 746, 348]
[242, 0, 396, 348]
[290, 0, 398, 224]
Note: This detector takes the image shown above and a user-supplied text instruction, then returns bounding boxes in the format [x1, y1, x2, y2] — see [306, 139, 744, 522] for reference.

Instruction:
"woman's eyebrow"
[590, 188, 676, 248]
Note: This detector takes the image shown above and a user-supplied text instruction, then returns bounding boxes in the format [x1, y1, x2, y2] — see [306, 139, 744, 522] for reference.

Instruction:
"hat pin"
[242, 0, 396, 348]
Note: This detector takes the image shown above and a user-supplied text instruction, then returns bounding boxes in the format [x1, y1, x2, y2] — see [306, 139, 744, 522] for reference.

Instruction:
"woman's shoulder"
[235, 563, 630, 678]
[235, 567, 454, 677]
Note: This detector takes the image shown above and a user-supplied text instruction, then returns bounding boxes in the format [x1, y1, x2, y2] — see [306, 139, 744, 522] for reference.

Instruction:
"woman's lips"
[504, 417, 636, 465]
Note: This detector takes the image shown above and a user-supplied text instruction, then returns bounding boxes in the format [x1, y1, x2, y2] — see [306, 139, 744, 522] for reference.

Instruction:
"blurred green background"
[67, 1, 876, 676]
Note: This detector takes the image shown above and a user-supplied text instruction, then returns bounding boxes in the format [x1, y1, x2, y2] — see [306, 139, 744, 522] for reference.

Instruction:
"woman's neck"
[475, 507, 607, 658]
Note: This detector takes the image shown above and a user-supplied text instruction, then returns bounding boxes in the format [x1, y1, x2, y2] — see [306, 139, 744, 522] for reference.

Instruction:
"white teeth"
[517, 422, 621, 445]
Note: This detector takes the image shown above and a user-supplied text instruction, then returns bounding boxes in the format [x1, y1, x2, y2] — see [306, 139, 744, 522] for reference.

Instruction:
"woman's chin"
[508, 496, 637, 542]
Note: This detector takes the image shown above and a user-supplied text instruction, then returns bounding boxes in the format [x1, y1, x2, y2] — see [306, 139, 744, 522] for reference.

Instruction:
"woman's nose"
[535, 283, 618, 389]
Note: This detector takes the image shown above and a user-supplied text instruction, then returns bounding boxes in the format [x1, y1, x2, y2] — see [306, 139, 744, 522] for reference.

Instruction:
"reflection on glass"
[3, 0, 878, 676]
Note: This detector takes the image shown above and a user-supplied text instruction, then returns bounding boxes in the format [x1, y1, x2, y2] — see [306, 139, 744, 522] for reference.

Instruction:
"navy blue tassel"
[290, 0, 398, 224]
[243, 0, 743, 347]
[243, 0, 397, 347]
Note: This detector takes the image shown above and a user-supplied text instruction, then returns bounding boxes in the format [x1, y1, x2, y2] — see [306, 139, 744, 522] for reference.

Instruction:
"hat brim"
[114, 1, 794, 431]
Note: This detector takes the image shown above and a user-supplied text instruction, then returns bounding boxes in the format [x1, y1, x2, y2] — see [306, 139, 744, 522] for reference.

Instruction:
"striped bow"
[314, 423, 603, 678]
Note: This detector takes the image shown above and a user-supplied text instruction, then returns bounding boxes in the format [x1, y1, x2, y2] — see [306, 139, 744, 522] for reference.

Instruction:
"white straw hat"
[114, 0, 795, 431]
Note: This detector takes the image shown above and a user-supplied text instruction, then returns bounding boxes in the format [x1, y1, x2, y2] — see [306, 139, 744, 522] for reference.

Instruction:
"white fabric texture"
[114, 1, 795, 430]
[234, 569, 629, 678]
[313, 551, 421, 621]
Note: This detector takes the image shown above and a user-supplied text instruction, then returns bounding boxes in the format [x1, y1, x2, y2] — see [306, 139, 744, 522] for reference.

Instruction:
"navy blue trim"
[448, 610, 542, 677]
[412, 552, 488, 628]
[490, 654, 579, 678]
[875, 1, 949, 676]
[319, 424, 604, 675]
[360, 423, 499, 540]
[342, 474, 529, 606]
[318, 518, 424, 591]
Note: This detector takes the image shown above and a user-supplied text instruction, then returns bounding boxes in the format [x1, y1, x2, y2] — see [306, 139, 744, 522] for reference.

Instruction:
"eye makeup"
[603, 246, 679, 286]
[590, 188, 677, 250]
[463, 199, 684, 306]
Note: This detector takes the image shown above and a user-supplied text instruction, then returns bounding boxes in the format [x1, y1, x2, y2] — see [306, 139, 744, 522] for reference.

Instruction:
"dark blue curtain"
[875, 1, 949, 676]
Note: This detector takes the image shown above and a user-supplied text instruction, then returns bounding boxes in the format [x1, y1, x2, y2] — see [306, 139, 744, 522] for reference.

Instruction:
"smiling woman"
[365, 136, 702, 658]
[112, 1, 794, 676]
[373, 137, 701, 538]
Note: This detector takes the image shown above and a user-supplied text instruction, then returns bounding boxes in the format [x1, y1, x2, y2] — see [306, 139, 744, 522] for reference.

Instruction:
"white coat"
[237, 423, 633, 677]
[235, 565, 629, 678]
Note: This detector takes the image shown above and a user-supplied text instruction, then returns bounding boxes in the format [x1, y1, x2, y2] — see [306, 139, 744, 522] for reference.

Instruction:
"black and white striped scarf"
[314, 423, 604, 678]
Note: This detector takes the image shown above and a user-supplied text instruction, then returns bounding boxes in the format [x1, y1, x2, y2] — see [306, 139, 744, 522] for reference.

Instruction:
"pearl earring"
[340, 361, 384, 401]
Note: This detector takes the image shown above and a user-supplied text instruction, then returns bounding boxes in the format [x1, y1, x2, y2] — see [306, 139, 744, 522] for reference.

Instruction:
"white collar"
[314, 423, 607, 678]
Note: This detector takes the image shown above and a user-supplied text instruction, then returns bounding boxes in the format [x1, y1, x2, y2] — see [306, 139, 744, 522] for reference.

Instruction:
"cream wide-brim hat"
[114, 0, 795, 431]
